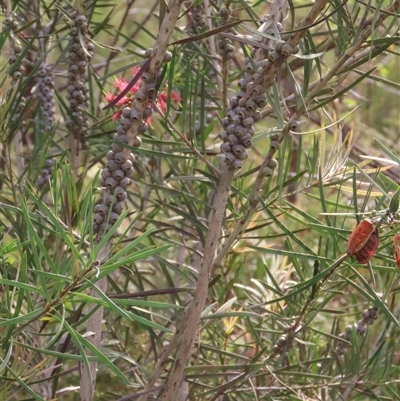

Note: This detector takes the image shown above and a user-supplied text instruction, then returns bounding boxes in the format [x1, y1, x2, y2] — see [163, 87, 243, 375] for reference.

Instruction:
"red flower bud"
[393, 234, 400, 270]
[347, 219, 379, 264]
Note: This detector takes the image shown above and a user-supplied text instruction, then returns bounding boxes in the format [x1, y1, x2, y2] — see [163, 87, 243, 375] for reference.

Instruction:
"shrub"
[1, 1, 399, 400]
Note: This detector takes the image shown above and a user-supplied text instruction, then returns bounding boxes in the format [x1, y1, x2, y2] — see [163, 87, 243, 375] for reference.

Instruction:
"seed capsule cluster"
[219, 15, 300, 170]
[3, 17, 26, 123]
[9, 95, 26, 125]
[2, 16, 19, 32]
[219, 68, 266, 169]
[270, 324, 298, 357]
[37, 159, 55, 188]
[93, 111, 146, 235]
[33, 62, 56, 187]
[186, 6, 205, 35]
[93, 49, 171, 236]
[336, 308, 378, 358]
[219, 17, 279, 169]
[93, 110, 137, 235]
[271, 333, 294, 356]
[65, 12, 93, 151]
[216, 8, 234, 58]
[255, 15, 299, 65]
[216, 35, 234, 58]
[7, 45, 24, 83]
[34, 63, 56, 125]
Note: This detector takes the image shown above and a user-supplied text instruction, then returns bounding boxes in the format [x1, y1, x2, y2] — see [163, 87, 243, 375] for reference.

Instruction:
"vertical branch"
[81, 1, 185, 400]
[216, 4, 234, 112]
[34, 3, 56, 189]
[160, 1, 341, 398]
[66, 6, 92, 179]
[203, 0, 224, 96]
[4, 0, 26, 193]
[161, 165, 234, 400]
[74, 4, 101, 400]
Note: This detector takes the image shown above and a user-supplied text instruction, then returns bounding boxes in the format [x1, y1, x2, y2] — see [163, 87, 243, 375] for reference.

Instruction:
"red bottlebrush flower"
[347, 219, 379, 264]
[105, 67, 181, 121]
[393, 234, 400, 269]
[115, 76, 131, 92]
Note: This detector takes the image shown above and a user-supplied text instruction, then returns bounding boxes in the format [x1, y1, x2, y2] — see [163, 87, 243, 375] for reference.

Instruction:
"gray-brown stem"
[160, 165, 234, 399]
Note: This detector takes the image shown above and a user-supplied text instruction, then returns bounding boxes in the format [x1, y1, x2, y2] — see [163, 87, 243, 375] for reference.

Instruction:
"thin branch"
[108, 287, 193, 299]
[203, 0, 224, 96]
[154, 103, 221, 177]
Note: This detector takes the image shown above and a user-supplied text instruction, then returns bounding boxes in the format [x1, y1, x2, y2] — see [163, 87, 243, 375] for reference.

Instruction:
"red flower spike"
[393, 234, 400, 270]
[114, 77, 130, 92]
[347, 219, 379, 264]
[105, 66, 181, 121]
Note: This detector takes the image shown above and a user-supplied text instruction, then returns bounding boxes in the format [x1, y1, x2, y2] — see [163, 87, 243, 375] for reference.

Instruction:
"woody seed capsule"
[112, 169, 125, 181]
[105, 177, 118, 189]
[107, 160, 119, 171]
[219, 131, 228, 142]
[232, 159, 243, 169]
[121, 160, 133, 172]
[268, 51, 280, 63]
[114, 152, 127, 164]
[119, 177, 131, 188]
[224, 152, 236, 164]
[94, 213, 104, 225]
[133, 137, 142, 147]
[268, 158, 278, 169]
[228, 134, 239, 144]
[281, 43, 294, 57]
[221, 142, 232, 153]
[237, 149, 248, 160]
[262, 166, 273, 176]
[270, 141, 280, 150]
[113, 202, 124, 214]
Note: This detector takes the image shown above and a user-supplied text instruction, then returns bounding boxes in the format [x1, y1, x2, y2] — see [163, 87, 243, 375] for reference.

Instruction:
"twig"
[78, 1, 184, 400]
[108, 287, 193, 299]
[10, 260, 98, 337]
[136, 308, 191, 401]
[154, 104, 221, 177]
[203, 0, 224, 96]
[291, 253, 348, 332]
[116, 385, 165, 401]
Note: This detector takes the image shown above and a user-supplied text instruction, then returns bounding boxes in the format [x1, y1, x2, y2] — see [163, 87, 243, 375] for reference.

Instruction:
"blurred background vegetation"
[0, 0, 400, 400]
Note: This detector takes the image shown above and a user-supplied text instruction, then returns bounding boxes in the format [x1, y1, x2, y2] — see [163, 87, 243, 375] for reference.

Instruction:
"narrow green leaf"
[0, 307, 44, 327]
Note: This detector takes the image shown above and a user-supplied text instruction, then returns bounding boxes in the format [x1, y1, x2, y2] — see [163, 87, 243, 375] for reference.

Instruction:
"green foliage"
[0, 0, 399, 400]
